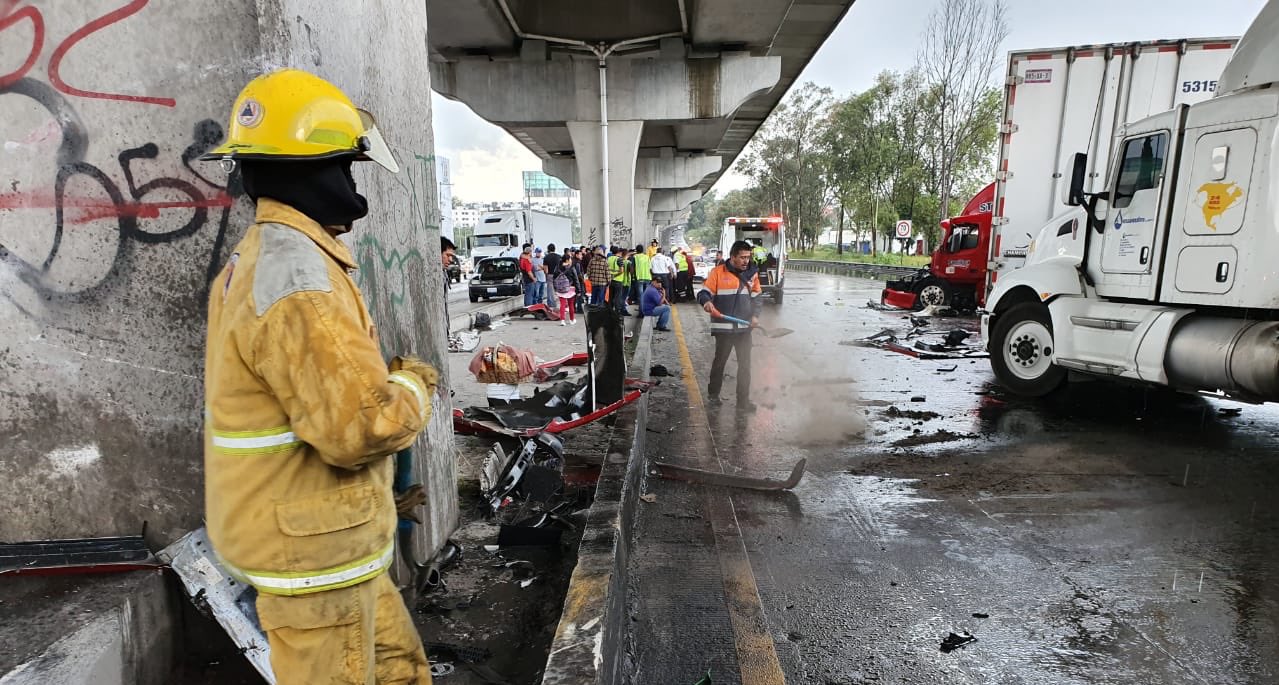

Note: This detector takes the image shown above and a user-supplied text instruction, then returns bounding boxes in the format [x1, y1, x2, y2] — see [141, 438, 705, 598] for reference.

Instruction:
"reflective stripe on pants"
[257, 572, 432, 685]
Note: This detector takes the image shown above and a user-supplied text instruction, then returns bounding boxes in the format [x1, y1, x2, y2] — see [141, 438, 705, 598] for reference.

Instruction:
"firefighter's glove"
[395, 483, 427, 524]
[390, 355, 439, 394]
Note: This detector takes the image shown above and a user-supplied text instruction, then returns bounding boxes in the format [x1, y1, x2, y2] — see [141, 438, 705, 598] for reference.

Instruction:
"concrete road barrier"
[0, 571, 177, 685]
[788, 258, 920, 280]
[540, 316, 653, 685]
[448, 296, 527, 332]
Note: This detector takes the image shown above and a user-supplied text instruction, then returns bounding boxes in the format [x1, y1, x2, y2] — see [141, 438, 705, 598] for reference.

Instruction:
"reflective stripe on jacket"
[204, 198, 434, 596]
[696, 263, 762, 335]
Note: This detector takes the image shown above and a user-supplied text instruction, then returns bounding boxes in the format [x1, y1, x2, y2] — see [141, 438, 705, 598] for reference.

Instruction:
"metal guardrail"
[787, 259, 922, 279]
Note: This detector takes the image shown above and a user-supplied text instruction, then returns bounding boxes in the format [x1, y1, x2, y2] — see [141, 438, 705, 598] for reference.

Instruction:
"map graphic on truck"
[1195, 182, 1245, 229]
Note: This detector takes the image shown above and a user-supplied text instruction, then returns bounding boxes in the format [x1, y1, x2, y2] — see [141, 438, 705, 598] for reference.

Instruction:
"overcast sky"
[432, 0, 1267, 202]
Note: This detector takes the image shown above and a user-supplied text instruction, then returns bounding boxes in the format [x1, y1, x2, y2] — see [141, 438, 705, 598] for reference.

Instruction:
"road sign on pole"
[894, 220, 912, 239]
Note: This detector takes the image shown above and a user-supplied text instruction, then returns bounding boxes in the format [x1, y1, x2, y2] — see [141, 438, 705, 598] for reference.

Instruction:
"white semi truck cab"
[468, 209, 574, 268]
[983, 0, 1279, 402]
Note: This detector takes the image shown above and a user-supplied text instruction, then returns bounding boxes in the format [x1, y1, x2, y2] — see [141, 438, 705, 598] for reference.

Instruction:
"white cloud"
[451, 136, 540, 203]
[433, 95, 540, 203]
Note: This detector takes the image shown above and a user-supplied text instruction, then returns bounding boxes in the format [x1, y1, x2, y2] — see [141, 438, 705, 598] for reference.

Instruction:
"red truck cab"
[882, 183, 994, 311]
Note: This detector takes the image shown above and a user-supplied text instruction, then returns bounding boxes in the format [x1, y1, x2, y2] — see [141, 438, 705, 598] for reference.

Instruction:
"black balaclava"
[240, 157, 369, 231]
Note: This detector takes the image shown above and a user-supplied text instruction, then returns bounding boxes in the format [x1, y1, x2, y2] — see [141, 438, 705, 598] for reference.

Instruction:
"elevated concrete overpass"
[427, 0, 855, 246]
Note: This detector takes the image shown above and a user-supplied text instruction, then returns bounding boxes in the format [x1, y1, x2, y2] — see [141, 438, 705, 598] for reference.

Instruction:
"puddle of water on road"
[793, 472, 939, 540]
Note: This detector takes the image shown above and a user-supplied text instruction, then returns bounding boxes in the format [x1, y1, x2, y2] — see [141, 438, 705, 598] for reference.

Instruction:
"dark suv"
[446, 259, 462, 284]
[469, 257, 522, 303]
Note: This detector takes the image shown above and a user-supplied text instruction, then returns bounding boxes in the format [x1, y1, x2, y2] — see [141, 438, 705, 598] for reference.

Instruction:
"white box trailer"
[469, 209, 573, 267]
[989, 37, 1238, 291]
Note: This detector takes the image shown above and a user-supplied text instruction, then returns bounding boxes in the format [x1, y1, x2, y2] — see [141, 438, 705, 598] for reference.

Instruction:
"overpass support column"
[632, 189, 652, 246]
[567, 120, 642, 247]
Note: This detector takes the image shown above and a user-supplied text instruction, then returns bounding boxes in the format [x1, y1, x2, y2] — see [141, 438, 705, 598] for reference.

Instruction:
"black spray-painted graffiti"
[610, 217, 632, 247]
[0, 77, 239, 301]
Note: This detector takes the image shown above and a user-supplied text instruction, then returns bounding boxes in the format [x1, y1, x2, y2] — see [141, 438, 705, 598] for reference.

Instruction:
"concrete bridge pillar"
[0, 0, 455, 560]
[632, 189, 653, 246]
[566, 120, 642, 248]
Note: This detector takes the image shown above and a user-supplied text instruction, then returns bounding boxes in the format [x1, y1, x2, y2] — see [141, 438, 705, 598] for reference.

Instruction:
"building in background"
[437, 157, 454, 241]
[450, 171, 582, 248]
[522, 170, 575, 203]
[455, 206, 483, 230]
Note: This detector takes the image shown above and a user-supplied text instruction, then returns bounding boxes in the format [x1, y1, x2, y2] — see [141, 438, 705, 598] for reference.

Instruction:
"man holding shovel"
[698, 240, 762, 412]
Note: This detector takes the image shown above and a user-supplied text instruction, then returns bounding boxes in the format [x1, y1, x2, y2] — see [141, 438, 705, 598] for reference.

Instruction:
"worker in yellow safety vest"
[201, 69, 436, 684]
[751, 238, 769, 265]
[608, 247, 632, 316]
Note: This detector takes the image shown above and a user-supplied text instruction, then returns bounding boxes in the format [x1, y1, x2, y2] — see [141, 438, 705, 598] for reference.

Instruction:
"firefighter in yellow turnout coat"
[203, 69, 435, 684]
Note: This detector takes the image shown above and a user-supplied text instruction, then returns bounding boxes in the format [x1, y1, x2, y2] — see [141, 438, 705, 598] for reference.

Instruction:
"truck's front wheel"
[990, 302, 1066, 397]
[913, 277, 951, 310]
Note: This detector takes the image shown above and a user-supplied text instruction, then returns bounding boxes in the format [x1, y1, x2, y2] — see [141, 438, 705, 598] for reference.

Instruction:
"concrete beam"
[543, 158, 579, 190]
[649, 189, 702, 213]
[635, 154, 722, 190]
[431, 53, 781, 125]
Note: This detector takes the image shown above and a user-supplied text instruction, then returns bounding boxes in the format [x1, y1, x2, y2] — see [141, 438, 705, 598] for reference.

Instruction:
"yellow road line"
[671, 307, 786, 685]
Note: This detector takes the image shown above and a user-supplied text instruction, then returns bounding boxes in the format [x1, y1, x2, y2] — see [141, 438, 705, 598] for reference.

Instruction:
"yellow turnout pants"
[256, 572, 432, 684]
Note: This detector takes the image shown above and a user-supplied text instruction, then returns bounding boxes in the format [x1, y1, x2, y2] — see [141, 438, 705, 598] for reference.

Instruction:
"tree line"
[687, 0, 1009, 256]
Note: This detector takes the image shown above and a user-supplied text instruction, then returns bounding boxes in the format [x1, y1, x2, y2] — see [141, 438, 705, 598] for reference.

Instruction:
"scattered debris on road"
[891, 429, 978, 448]
[885, 406, 941, 421]
[842, 326, 988, 360]
[940, 631, 978, 653]
[640, 493, 658, 504]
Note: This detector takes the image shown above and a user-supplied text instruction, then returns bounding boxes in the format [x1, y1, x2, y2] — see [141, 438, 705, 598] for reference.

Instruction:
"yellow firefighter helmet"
[202, 68, 399, 173]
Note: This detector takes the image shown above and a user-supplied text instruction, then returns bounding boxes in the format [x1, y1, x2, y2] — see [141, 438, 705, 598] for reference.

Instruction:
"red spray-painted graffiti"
[1, 0, 175, 107]
[0, 192, 234, 224]
[0, 1, 42, 89]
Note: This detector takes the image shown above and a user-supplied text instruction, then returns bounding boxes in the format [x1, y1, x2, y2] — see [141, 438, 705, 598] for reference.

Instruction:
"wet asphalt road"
[641, 270, 1278, 684]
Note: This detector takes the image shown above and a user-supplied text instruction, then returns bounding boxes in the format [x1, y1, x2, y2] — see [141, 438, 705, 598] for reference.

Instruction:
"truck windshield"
[473, 235, 509, 248]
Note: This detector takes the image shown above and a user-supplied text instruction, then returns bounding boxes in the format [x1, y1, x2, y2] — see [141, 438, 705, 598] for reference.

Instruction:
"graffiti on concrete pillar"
[586, 226, 599, 247]
[610, 217, 631, 247]
[1, 1, 239, 306]
[0, 78, 237, 299]
[2, 0, 176, 106]
[353, 152, 441, 361]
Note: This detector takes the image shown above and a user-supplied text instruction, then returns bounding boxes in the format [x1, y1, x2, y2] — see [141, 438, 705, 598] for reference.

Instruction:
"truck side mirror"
[1067, 152, 1088, 207]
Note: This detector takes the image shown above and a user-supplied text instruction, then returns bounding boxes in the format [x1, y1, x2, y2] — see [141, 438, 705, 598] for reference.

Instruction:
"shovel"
[716, 312, 794, 338]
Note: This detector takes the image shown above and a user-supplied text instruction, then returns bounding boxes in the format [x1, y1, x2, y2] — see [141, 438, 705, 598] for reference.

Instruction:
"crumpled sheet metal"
[159, 528, 275, 683]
